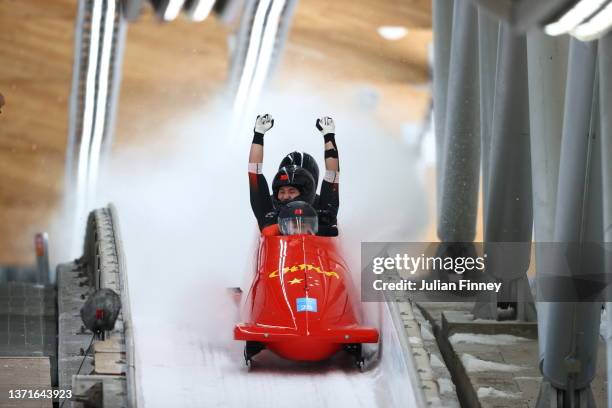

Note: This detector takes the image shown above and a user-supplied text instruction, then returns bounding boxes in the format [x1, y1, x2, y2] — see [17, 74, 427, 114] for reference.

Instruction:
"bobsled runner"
[234, 234, 379, 369]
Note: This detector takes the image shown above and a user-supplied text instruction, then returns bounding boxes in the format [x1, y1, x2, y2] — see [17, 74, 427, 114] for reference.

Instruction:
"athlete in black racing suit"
[248, 114, 340, 236]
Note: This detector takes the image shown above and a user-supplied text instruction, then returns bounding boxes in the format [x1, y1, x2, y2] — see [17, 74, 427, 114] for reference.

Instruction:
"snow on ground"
[438, 378, 455, 395]
[460, 354, 525, 373]
[449, 333, 530, 346]
[429, 354, 444, 368]
[477, 387, 521, 399]
[97, 87, 428, 407]
[409, 336, 422, 345]
[418, 320, 435, 341]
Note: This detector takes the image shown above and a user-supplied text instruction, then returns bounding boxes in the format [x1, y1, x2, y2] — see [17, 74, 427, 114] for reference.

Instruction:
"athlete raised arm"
[248, 114, 316, 234]
[248, 114, 276, 231]
[315, 116, 339, 236]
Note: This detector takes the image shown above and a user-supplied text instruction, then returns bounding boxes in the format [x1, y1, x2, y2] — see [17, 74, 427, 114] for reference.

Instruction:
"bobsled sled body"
[234, 234, 379, 362]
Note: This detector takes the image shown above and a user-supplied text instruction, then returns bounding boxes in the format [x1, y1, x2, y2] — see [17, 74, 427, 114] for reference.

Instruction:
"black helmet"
[278, 201, 319, 235]
[272, 165, 316, 208]
[279, 152, 319, 188]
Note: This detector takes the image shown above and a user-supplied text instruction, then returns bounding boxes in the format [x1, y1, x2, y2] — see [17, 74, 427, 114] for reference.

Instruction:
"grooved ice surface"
[131, 303, 418, 407]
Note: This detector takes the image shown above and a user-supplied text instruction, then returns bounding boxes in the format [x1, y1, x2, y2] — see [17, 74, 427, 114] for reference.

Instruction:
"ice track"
[99, 96, 429, 407]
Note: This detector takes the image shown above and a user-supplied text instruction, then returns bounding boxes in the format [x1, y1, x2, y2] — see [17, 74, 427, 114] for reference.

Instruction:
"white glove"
[316, 116, 335, 135]
[254, 114, 274, 134]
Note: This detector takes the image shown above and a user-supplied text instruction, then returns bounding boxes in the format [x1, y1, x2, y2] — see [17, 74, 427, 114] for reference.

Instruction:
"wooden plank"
[94, 338, 126, 354]
[0, 357, 52, 407]
[94, 352, 126, 375]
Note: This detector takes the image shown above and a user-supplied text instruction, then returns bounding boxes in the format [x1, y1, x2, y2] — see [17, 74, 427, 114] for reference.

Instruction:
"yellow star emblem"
[288, 278, 303, 285]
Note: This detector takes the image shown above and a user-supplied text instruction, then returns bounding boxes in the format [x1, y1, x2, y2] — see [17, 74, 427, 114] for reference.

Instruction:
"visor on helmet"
[277, 200, 319, 236]
[279, 216, 319, 236]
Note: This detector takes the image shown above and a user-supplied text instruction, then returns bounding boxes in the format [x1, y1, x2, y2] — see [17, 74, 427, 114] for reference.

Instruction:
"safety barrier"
[57, 204, 137, 407]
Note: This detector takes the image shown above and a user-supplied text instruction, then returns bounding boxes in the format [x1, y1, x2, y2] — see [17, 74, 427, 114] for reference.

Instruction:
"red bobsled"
[234, 234, 379, 367]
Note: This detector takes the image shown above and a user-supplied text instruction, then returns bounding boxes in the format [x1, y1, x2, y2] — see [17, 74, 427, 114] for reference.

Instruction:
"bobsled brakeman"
[234, 203, 379, 369]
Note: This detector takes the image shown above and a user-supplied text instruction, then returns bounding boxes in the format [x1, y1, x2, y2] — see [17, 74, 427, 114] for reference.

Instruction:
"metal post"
[34, 233, 50, 285]
[433, 0, 454, 211]
[526, 31, 568, 365]
[598, 33, 612, 408]
[438, 0, 480, 243]
[473, 24, 535, 321]
[537, 39, 600, 407]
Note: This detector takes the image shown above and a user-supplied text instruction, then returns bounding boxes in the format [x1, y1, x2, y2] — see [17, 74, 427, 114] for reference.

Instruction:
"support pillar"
[473, 25, 535, 321]
[526, 30, 568, 366]
[598, 34, 612, 408]
[537, 39, 601, 408]
[433, 0, 454, 211]
[437, 0, 480, 244]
